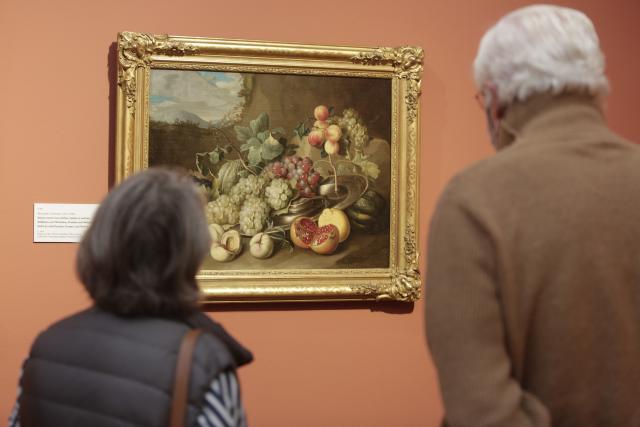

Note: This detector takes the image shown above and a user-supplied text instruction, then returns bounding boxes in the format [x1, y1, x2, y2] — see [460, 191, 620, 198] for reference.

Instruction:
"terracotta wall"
[2, 0, 639, 425]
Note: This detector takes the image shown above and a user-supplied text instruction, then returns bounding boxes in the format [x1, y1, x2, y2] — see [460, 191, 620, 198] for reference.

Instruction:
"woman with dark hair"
[9, 168, 253, 427]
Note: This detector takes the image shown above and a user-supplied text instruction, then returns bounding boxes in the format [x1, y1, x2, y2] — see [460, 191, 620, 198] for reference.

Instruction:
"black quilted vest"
[19, 308, 253, 427]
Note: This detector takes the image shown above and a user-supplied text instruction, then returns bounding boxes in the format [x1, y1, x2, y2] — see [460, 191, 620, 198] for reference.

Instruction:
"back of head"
[474, 4, 609, 106]
[77, 168, 211, 317]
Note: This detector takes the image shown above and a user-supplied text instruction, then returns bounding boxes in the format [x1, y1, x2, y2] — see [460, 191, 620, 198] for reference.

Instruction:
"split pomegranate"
[318, 208, 350, 242]
[290, 217, 317, 249]
[310, 224, 340, 255]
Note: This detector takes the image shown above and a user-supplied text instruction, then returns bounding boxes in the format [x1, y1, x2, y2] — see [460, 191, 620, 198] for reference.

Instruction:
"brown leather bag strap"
[170, 328, 203, 427]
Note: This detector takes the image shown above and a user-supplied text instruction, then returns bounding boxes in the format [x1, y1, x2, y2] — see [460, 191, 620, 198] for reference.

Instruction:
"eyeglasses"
[475, 83, 499, 111]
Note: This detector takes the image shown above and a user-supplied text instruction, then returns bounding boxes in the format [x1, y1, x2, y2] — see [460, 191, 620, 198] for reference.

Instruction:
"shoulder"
[31, 308, 225, 362]
[36, 307, 94, 332]
[435, 141, 545, 213]
[434, 154, 503, 212]
[454, 145, 527, 186]
[28, 308, 96, 352]
[194, 331, 236, 372]
[35, 308, 189, 347]
[429, 149, 530, 242]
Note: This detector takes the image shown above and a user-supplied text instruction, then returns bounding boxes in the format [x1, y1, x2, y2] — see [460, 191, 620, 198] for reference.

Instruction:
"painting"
[116, 32, 423, 302]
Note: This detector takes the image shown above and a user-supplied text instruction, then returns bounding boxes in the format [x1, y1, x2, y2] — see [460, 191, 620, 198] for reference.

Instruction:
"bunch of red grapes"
[268, 156, 321, 198]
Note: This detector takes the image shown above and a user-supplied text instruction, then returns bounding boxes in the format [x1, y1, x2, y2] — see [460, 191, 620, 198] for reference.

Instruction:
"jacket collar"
[185, 311, 254, 367]
[496, 92, 607, 150]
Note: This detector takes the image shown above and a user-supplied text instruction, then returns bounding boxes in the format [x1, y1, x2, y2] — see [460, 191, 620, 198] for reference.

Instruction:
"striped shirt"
[8, 369, 246, 427]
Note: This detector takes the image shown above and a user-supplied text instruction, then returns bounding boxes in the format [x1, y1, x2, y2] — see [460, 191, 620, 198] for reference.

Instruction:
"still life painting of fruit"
[149, 70, 392, 270]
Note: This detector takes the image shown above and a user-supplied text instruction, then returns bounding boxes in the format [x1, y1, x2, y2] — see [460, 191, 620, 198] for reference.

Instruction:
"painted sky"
[150, 70, 244, 125]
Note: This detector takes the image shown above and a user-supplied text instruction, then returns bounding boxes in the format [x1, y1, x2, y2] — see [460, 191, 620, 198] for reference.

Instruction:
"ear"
[483, 82, 506, 120]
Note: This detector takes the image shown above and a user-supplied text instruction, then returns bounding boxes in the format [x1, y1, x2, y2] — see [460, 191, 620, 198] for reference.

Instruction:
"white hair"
[473, 5, 609, 106]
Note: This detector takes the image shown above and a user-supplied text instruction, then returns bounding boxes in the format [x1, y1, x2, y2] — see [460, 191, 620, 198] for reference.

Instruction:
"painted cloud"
[150, 70, 245, 127]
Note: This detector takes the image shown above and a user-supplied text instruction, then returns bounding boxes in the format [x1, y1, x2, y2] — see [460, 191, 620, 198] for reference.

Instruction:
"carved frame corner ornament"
[351, 46, 424, 123]
[115, 33, 424, 303]
[117, 32, 198, 111]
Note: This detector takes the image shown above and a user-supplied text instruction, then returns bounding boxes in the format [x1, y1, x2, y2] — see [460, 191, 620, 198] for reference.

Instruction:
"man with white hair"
[425, 5, 640, 427]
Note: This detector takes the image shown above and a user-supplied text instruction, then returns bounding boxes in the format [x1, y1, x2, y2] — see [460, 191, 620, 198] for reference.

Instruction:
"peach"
[324, 139, 340, 155]
[307, 129, 325, 147]
[250, 232, 274, 259]
[314, 120, 329, 130]
[314, 105, 329, 121]
[325, 124, 342, 142]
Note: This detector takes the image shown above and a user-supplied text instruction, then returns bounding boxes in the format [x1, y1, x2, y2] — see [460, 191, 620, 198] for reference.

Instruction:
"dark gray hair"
[77, 168, 211, 316]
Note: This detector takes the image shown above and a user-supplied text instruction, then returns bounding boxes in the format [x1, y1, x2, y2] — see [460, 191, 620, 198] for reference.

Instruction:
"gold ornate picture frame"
[115, 32, 422, 303]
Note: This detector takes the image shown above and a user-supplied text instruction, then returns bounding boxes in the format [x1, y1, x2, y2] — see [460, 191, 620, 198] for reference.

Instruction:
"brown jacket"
[425, 93, 640, 427]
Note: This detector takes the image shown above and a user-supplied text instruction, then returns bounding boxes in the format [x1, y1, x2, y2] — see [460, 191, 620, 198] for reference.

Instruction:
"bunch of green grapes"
[239, 196, 271, 236]
[229, 174, 270, 206]
[264, 178, 293, 210]
[335, 108, 369, 152]
[206, 195, 240, 226]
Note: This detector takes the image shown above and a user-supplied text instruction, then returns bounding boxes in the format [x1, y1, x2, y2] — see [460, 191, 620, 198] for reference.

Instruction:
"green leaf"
[271, 127, 286, 136]
[250, 113, 269, 135]
[360, 160, 380, 179]
[293, 122, 310, 139]
[261, 142, 284, 160]
[257, 130, 271, 142]
[336, 162, 356, 176]
[195, 153, 205, 174]
[247, 148, 263, 165]
[208, 150, 221, 164]
[196, 152, 216, 176]
[353, 154, 380, 180]
[247, 137, 262, 148]
[235, 125, 253, 142]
